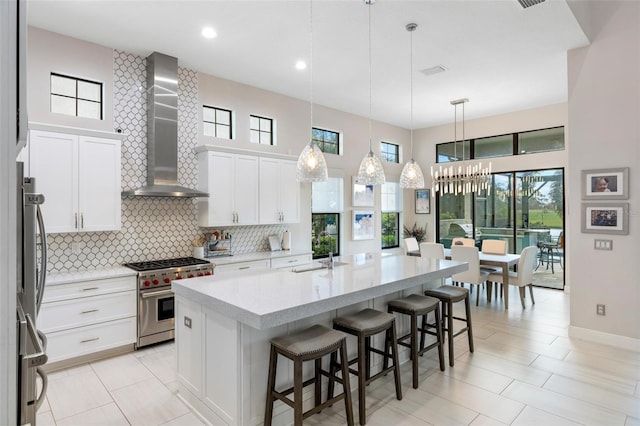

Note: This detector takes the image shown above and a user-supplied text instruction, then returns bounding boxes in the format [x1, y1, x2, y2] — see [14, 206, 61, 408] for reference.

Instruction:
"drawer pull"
[81, 287, 99, 292]
[238, 266, 250, 270]
[81, 309, 99, 314]
[80, 337, 100, 344]
[288, 259, 298, 263]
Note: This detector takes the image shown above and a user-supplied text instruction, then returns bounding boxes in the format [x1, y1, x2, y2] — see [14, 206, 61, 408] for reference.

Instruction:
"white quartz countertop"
[46, 266, 137, 285]
[172, 253, 467, 330]
[204, 250, 312, 266]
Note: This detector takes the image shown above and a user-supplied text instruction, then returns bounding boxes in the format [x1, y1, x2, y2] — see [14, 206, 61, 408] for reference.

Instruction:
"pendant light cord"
[309, 0, 313, 141]
[409, 24, 414, 160]
[368, 1, 372, 152]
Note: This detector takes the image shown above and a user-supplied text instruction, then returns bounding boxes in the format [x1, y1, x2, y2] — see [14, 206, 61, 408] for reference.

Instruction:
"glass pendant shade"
[296, 140, 328, 182]
[357, 149, 386, 185]
[399, 158, 425, 188]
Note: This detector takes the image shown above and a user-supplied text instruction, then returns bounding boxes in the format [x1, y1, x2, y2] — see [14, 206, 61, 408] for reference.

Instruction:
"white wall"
[567, 1, 639, 346]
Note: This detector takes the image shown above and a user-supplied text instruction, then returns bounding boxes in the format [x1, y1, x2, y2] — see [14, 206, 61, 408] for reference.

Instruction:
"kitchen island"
[172, 253, 467, 426]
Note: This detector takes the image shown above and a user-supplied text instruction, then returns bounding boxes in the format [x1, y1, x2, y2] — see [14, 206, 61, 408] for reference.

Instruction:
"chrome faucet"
[327, 252, 334, 270]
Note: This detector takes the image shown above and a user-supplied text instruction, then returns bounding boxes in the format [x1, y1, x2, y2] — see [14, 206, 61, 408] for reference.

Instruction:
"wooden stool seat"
[387, 294, 445, 388]
[424, 285, 474, 367]
[265, 324, 354, 426]
[330, 308, 402, 425]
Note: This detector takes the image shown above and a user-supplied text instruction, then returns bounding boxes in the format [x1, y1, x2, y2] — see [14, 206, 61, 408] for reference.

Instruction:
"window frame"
[203, 105, 234, 139]
[312, 127, 340, 155]
[50, 72, 103, 120]
[381, 181, 401, 249]
[380, 141, 400, 163]
[249, 114, 274, 145]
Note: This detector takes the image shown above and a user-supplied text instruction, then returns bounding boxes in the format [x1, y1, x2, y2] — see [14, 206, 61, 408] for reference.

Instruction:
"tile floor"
[37, 286, 639, 426]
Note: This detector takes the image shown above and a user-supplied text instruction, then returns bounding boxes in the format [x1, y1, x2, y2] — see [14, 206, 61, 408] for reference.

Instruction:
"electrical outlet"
[596, 304, 606, 316]
[594, 239, 613, 250]
[184, 316, 192, 329]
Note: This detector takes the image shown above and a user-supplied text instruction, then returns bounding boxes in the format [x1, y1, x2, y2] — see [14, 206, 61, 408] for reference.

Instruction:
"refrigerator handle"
[36, 204, 47, 313]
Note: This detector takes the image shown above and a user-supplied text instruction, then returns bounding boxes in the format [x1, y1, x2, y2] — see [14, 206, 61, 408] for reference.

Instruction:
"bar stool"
[424, 285, 474, 367]
[387, 294, 445, 388]
[329, 308, 402, 425]
[264, 324, 354, 426]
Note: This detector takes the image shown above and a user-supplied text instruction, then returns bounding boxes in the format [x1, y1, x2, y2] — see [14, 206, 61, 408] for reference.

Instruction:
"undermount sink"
[291, 261, 349, 273]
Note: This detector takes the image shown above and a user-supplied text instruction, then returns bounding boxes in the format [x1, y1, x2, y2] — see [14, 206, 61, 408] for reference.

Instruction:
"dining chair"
[451, 237, 475, 247]
[419, 242, 445, 259]
[450, 245, 489, 306]
[480, 239, 507, 295]
[488, 246, 538, 309]
[404, 237, 420, 255]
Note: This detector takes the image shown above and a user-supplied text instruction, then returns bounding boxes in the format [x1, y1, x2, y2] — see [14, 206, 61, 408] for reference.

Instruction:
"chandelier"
[430, 98, 492, 195]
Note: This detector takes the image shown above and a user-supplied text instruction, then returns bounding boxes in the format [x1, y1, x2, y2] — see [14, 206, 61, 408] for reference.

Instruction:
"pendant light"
[296, 0, 328, 182]
[356, 0, 386, 185]
[399, 23, 425, 189]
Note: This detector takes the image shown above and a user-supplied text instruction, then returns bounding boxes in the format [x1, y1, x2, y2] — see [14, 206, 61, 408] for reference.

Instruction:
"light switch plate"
[594, 239, 613, 250]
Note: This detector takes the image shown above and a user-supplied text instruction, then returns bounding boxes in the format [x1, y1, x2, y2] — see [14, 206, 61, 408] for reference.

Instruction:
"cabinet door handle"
[81, 287, 99, 292]
[81, 309, 99, 314]
[81, 212, 84, 229]
[80, 337, 100, 343]
[238, 266, 250, 270]
[75, 212, 78, 229]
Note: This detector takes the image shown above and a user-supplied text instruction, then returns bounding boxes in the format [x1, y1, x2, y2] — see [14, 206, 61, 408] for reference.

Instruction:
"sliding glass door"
[437, 168, 564, 289]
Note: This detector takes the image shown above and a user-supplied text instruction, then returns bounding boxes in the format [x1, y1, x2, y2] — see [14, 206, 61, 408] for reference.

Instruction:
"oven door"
[138, 288, 175, 347]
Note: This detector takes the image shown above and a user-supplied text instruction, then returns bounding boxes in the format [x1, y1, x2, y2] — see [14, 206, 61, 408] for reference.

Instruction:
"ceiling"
[27, 0, 590, 129]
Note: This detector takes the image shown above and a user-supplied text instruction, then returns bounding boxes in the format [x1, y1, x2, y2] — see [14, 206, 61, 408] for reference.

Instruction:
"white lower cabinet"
[39, 275, 136, 364]
[214, 259, 270, 274]
[270, 254, 312, 269]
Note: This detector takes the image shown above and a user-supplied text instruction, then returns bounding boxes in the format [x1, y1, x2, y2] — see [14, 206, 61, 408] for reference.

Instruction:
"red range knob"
[153, 279, 159, 285]
[164, 277, 171, 284]
[197, 272, 204, 277]
[188, 274, 194, 278]
[176, 275, 183, 280]
[144, 280, 151, 287]
[205, 271, 212, 276]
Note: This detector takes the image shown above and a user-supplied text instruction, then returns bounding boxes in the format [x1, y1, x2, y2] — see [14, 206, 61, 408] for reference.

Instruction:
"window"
[50, 73, 103, 119]
[312, 177, 343, 258]
[380, 142, 399, 163]
[475, 134, 514, 159]
[436, 127, 564, 163]
[518, 127, 565, 154]
[381, 181, 401, 249]
[249, 115, 274, 145]
[203, 106, 233, 139]
[312, 127, 340, 155]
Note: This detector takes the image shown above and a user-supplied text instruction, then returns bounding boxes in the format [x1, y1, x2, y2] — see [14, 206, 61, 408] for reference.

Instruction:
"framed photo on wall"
[581, 167, 629, 200]
[415, 189, 430, 214]
[352, 210, 375, 240]
[581, 202, 629, 235]
[353, 177, 374, 207]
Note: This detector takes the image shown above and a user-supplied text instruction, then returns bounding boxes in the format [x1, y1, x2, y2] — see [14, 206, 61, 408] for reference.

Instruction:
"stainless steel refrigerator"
[16, 161, 49, 425]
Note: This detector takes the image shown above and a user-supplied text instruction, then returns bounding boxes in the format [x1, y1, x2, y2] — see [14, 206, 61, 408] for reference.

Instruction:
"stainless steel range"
[123, 257, 214, 348]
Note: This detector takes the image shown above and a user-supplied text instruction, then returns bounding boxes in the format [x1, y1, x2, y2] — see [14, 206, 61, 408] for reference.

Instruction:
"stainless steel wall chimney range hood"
[122, 52, 208, 198]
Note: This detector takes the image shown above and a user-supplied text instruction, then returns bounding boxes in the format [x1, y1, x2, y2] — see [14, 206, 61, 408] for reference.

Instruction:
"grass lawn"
[526, 209, 563, 228]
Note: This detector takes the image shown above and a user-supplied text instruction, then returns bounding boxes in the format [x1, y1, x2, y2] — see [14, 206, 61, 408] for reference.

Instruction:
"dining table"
[410, 248, 521, 309]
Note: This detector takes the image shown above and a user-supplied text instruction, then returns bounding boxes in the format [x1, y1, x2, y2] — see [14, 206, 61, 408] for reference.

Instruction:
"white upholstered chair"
[481, 239, 507, 255]
[488, 246, 538, 309]
[452, 237, 475, 247]
[451, 245, 489, 306]
[404, 237, 420, 255]
[419, 242, 445, 259]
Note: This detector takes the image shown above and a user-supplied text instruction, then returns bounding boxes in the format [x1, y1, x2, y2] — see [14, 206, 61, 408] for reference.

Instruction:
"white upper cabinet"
[198, 151, 259, 227]
[259, 157, 300, 224]
[29, 129, 121, 233]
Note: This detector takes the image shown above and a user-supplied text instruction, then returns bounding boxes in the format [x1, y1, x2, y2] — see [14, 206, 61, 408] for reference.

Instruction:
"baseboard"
[568, 326, 640, 352]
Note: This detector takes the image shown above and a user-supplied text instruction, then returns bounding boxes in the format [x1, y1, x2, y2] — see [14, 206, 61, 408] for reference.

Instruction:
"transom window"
[203, 106, 233, 139]
[50, 73, 103, 120]
[312, 127, 340, 155]
[250, 115, 274, 145]
[380, 142, 399, 163]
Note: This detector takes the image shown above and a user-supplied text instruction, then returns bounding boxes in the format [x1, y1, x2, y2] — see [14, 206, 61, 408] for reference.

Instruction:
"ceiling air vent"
[420, 65, 447, 77]
[517, 0, 545, 9]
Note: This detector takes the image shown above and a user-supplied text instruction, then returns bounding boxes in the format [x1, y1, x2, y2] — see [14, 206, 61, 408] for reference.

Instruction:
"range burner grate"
[123, 257, 210, 272]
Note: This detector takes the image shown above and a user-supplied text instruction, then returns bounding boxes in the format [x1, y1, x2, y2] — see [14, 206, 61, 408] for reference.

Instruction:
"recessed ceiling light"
[201, 27, 217, 39]
[295, 60, 307, 70]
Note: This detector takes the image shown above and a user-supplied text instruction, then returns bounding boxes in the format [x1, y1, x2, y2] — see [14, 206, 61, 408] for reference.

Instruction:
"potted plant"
[403, 222, 427, 243]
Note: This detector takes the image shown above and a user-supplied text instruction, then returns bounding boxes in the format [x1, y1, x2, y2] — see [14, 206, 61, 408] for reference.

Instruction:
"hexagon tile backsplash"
[45, 50, 287, 273]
